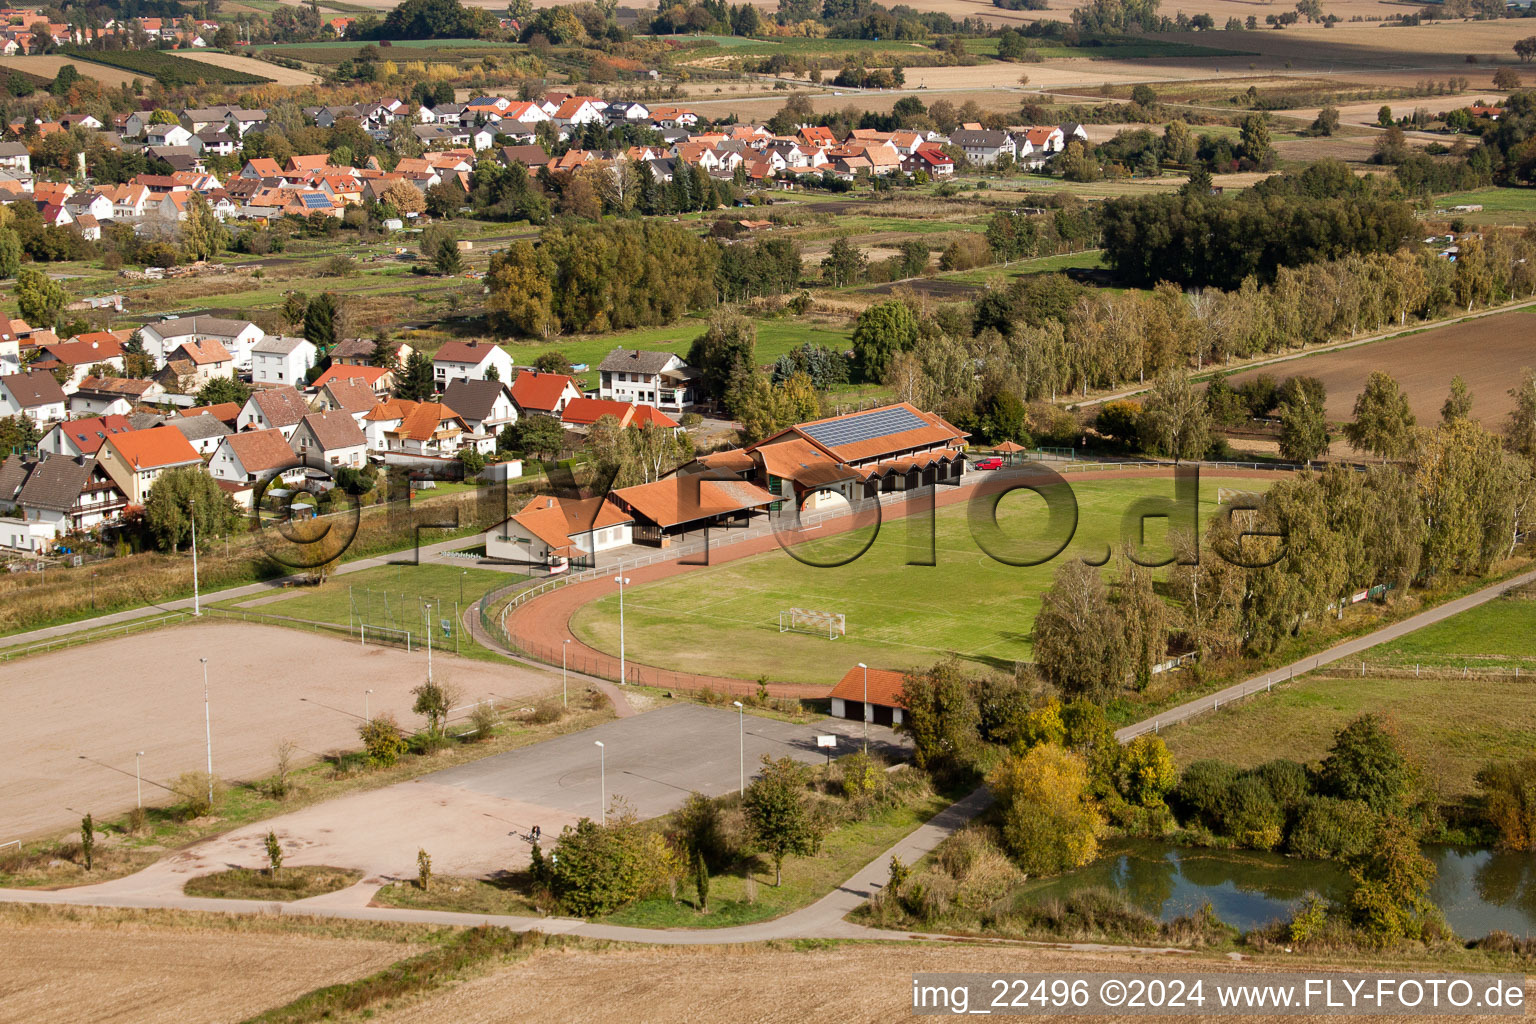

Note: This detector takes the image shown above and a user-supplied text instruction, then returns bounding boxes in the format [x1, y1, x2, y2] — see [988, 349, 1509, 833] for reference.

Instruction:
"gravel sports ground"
[0, 621, 557, 841]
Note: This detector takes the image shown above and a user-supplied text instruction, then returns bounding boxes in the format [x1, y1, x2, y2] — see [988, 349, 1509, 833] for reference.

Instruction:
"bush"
[1250, 759, 1311, 813]
[526, 699, 563, 725]
[1476, 757, 1536, 851]
[1172, 760, 1240, 829]
[1287, 797, 1376, 860]
[549, 809, 679, 916]
[465, 702, 498, 742]
[170, 771, 225, 819]
[990, 743, 1102, 876]
[358, 714, 407, 768]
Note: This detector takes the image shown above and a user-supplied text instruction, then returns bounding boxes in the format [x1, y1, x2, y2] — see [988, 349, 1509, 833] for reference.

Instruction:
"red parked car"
[974, 457, 1003, 470]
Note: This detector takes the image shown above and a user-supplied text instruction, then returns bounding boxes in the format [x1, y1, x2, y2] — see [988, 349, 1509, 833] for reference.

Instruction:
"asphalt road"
[429, 703, 907, 820]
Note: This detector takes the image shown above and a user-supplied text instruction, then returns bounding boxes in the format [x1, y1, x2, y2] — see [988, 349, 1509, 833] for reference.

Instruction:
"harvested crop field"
[0, 54, 139, 88]
[0, 621, 557, 840]
[172, 49, 319, 85]
[371, 941, 1536, 1024]
[1223, 309, 1536, 431]
[0, 908, 412, 1024]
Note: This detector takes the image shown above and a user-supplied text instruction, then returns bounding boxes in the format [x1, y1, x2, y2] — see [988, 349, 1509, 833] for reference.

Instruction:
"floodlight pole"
[365, 688, 373, 720]
[733, 700, 744, 796]
[562, 639, 570, 707]
[614, 576, 630, 685]
[189, 497, 200, 616]
[135, 750, 145, 809]
[201, 657, 212, 805]
[595, 740, 606, 824]
[424, 600, 434, 684]
[858, 661, 868, 753]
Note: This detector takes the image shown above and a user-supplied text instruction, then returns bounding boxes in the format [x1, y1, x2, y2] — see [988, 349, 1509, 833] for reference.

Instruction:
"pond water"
[1024, 840, 1536, 939]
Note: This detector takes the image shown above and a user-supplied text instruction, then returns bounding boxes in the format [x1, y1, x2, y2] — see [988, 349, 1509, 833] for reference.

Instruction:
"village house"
[38, 414, 133, 458]
[0, 452, 126, 551]
[309, 378, 381, 424]
[167, 412, 232, 456]
[509, 370, 581, 418]
[97, 425, 202, 505]
[68, 376, 160, 417]
[383, 401, 470, 457]
[138, 316, 263, 370]
[157, 337, 235, 392]
[432, 341, 516, 389]
[441, 378, 518, 448]
[289, 410, 368, 472]
[597, 349, 699, 412]
[209, 427, 304, 491]
[250, 335, 317, 387]
[949, 128, 1016, 167]
[236, 385, 312, 439]
[0, 371, 67, 425]
[485, 494, 634, 571]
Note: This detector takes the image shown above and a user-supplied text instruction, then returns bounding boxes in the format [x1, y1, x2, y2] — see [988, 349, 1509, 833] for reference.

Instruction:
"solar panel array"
[799, 406, 927, 450]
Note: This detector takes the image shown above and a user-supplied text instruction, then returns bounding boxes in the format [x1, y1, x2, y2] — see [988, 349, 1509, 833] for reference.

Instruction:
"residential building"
[289, 410, 368, 470]
[138, 316, 263, 369]
[209, 428, 304, 490]
[432, 340, 516, 388]
[597, 349, 698, 411]
[97, 425, 202, 505]
[158, 337, 234, 391]
[0, 371, 67, 425]
[167, 412, 232, 455]
[949, 129, 1016, 167]
[441, 378, 518, 444]
[485, 494, 634, 569]
[38, 414, 134, 457]
[250, 335, 317, 387]
[236, 385, 311, 439]
[383, 401, 469, 456]
[309, 378, 381, 423]
[509, 370, 580, 417]
[68, 376, 160, 417]
[0, 453, 125, 550]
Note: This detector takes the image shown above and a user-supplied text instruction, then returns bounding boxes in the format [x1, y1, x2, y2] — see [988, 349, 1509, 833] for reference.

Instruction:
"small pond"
[1023, 840, 1536, 938]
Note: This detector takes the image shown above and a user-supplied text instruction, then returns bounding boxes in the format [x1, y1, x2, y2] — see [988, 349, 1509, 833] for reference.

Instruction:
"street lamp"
[594, 740, 606, 824]
[135, 750, 145, 809]
[364, 688, 374, 720]
[613, 576, 630, 685]
[732, 700, 744, 796]
[423, 600, 434, 684]
[189, 497, 201, 616]
[459, 570, 466, 606]
[562, 639, 570, 708]
[857, 662, 868, 752]
[200, 657, 212, 806]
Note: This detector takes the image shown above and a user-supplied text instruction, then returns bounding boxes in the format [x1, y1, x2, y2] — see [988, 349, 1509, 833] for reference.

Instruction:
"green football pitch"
[571, 474, 1272, 686]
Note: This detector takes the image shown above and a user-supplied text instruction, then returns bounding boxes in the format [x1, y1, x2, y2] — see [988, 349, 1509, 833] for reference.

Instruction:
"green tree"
[180, 193, 229, 262]
[820, 235, 867, 287]
[693, 847, 709, 911]
[1239, 112, 1273, 168]
[533, 350, 573, 375]
[411, 679, 457, 739]
[195, 376, 251, 408]
[0, 227, 20, 279]
[0, 414, 41, 455]
[398, 350, 435, 401]
[1347, 816, 1436, 947]
[1309, 105, 1340, 136]
[1277, 391, 1330, 461]
[515, 414, 566, 460]
[432, 235, 464, 276]
[304, 292, 340, 353]
[851, 300, 919, 382]
[687, 310, 757, 405]
[1441, 374, 1473, 424]
[1118, 734, 1177, 807]
[1138, 373, 1210, 463]
[1508, 367, 1536, 468]
[1033, 561, 1131, 702]
[896, 659, 979, 771]
[143, 466, 240, 551]
[1344, 371, 1416, 460]
[989, 743, 1101, 876]
[15, 267, 66, 326]
[265, 830, 284, 876]
[1314, 713, 1411, 814]
[742, 756, 822, 886]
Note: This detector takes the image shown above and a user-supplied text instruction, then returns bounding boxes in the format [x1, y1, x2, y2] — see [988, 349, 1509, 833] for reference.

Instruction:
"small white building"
[485, 494, 633, 569]
[0, 371, 67, 425]
[237, 386, 312, 440]
[289, 411, 368, 470]
[432, 341, 516, 389]
[250, 335, 317, 388]
[209, 428, 303, 487]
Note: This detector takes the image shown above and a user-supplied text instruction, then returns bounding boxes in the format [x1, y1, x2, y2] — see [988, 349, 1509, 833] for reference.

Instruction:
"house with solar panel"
[685, 402, 968, 510]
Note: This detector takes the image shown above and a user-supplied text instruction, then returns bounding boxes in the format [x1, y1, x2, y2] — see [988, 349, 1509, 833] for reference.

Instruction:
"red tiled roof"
[54, 414, 133, 454]
[106, 425, 200, 470]
[181, 402, 241, 424]
[561, 397, 635, 427]
[506, 494, 632, 550]
[611, 475, 775, 530]
[313, 364, 389, 388]
[829, 665, 908, 708]
[509, 370, 575, 412]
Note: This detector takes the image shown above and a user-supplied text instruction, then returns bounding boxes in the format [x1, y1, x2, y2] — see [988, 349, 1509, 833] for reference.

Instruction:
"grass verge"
[183, 865, 364, 902]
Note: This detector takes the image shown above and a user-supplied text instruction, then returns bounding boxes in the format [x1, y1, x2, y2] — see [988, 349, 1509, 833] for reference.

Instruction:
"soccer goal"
[359, 623, 413, 652]
[779, 607, 846, 639]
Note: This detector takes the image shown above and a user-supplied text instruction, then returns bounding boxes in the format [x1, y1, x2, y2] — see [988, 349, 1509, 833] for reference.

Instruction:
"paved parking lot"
[428, 703, 908, 820]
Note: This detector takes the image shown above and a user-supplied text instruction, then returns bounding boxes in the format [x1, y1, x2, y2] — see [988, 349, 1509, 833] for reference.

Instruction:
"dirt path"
[506, 467, 1285, 698]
